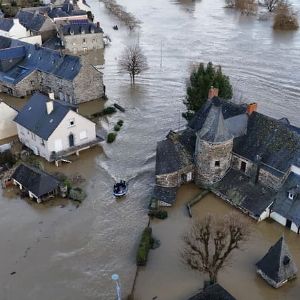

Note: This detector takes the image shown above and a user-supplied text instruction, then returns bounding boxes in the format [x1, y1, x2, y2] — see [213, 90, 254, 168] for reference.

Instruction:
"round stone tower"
[195, 99, 233, 187]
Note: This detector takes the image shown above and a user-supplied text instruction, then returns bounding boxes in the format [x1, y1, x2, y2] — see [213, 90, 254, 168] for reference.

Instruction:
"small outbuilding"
[256, 236, 297, 288]
[187, 283, 236, 300]
[11, 164, 60, 203]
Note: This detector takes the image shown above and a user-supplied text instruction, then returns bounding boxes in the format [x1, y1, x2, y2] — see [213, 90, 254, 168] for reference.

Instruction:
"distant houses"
[256, 237, 297, 288]
[0, 36, 104, 103]
[14, 92, 100, 163]
[0, 101, 17, 140]
[11, 163, 60, 203]
[153, 88, 300, 233]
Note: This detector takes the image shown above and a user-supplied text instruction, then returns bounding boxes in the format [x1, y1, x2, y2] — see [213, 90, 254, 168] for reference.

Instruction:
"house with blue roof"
[14, 92, 100, 163]
[0, 36, 104, 103]
[153, 87, 300, 234]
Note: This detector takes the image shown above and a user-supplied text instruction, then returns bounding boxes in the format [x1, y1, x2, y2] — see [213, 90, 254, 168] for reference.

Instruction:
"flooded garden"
[0, 0, 300, 299]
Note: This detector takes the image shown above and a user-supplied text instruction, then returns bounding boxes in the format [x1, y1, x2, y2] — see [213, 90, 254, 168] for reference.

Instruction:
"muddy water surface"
[0, 0, 300, 299]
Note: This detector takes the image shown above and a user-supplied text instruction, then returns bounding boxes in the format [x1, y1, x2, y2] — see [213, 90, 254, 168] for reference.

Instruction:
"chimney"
[48, 92, 55, 100]
[208, 86, 219, 100]
[46, 100, 54, 115]
[247, 102, 257, 115]
[13, 19, 20, 25]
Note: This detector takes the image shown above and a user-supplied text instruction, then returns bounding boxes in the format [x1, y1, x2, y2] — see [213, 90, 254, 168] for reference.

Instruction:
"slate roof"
[256, 237, 297, 286]
[0, 18, 13, 31]
[0, 46, 26, 60]
[187, 284, 236, 300]
[153, 185, 177, 205]
[17, 11, 48, 32]
[14, 92, 75, 140]
[224, 113, 248, 138]
[272, 173, 300, 226]
[60, 22, 103, 36]
[212, 169, 275, 219]
[155, 130, 194, 175]
[197, 102, 233, 143]
[189, 97, 247, 131]
[0, 36, 82, 83]
[233, 112, 300, 173]
[12, 163, 59, 198]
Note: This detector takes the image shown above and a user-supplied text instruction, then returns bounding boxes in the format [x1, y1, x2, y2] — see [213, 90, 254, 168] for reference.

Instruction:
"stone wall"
[156, 165, 194, 188]
[258, 167, 283, 190]
[72, 64, 104, 103]
[231, 154, 256, 177]
[195, 139, 233, 186]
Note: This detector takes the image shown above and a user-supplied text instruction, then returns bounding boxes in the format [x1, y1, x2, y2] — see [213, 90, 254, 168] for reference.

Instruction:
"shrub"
[114, 124, 121, 131]
[102, 106, 117, 115]
[117, 119, 124, 126]
[148, 210, 168, 220]
[0, 150, 15, 167]
[273, 2, 299, 30]
[107, 132, 117, 143]
[136, 227, 153, 266]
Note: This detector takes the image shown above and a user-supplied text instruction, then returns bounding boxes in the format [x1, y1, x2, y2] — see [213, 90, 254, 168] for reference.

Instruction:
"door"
[69, 133, 74, 147]
[240, 161, 247, 172]
[286, 219, 292, 229]
[54, 139, 63, 152]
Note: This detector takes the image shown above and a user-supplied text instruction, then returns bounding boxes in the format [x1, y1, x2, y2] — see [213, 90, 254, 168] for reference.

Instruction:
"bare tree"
[181, 214, 250, 284]
[264, 0, 280, 12]
[225, 0, 257, 15]
[119, 45, 148, 84]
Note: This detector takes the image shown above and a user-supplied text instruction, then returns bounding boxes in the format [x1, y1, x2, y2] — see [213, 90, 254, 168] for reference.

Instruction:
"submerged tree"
[119, 44, 148, 84]
[183, 62, 232, 120]
[273, 1, 299, 30]
[181, 214, 250, 285]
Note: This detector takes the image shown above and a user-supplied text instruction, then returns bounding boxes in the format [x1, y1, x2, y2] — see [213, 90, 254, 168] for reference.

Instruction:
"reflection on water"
[0, 0, 299, 299]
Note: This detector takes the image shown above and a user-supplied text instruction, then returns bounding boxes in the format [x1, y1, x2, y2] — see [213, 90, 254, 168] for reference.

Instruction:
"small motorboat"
[113, 180, 128, 197]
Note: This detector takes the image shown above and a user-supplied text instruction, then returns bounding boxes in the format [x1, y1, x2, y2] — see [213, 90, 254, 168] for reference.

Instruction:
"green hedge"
[102, 106, 117, 115]
[136, 227, 153, 266]
[114, 124, 121, 132]
[148, 210, 168, 220]
[117, 120, 124, 127]
[107, 132, 117, 143]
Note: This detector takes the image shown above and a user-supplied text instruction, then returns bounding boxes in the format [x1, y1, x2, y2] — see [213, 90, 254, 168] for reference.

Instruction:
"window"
[83, 38, 86, 44]
[41, 139, 45, 146]
[69, 118, 75, 127]
[215, 161, 220, 167]
[240, 161, 247, 172]
[288, 192, 295, 200]
[83, 47, 88, 53]
[80, 131, 87, 140]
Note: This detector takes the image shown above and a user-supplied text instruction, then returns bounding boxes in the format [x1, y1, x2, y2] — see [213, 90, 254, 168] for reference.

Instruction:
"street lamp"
[111, 274, 121, 300]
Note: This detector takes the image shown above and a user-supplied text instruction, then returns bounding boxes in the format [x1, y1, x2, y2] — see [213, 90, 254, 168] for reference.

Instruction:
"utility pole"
[111, 274, 121, 300]
[160, 40, 163, 68]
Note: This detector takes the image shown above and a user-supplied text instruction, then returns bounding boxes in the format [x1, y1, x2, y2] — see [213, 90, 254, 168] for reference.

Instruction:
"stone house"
[256, 237, 297, 288]
[11, 163, 60, 203]
[57, 20, 104, 54]
[0, 36, 104, 103]
[0, 100, 17, 140]
[154, 88, 300, 232]
[14, 92, 99, 163]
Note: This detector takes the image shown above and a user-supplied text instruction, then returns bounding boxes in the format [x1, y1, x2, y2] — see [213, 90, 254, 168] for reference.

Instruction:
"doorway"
[69, 133, 74, 147]
[286, 219, 292, 229]
[240, 161, 247, 173]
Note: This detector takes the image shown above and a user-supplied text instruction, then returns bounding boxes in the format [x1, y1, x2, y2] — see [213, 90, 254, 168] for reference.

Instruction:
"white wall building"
[14, 92, 99, 162]
[0, 101, 17, 140]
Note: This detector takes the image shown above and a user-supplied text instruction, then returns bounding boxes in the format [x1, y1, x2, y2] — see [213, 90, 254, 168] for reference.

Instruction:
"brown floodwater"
[134, 184, 300, 300]
[0, 0, 300, 299]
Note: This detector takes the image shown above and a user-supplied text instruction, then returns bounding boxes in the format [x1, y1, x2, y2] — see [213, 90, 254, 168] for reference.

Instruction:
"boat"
[113, 180, 128, 197]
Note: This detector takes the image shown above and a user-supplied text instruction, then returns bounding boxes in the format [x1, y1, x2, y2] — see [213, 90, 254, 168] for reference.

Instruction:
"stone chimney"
[208, 86, 219, 100]
[247, 102, 257, 115]
[46, 93, 55, 115]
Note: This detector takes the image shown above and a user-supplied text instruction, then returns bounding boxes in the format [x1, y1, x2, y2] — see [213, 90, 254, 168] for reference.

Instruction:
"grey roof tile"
[187, 284, 236, 300]
[0, 18, 13, 31]
[12, 163, 59, 197]
[14, 92, 74, 140]
[256, 237, 297, 286]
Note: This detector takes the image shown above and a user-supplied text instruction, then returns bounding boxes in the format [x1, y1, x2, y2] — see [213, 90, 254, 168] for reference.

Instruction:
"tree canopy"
[183, 62, 233, 120]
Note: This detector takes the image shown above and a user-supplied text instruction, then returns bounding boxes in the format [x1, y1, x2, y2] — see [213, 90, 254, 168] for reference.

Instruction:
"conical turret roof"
[197, 101, 233, 143]
[256, 236, 298, 286]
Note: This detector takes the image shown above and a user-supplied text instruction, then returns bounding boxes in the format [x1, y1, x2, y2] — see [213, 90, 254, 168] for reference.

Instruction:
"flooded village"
[0, 0, 300, 299]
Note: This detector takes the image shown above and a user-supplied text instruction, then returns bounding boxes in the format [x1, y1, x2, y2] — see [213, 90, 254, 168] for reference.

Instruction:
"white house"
[14, 92, 99, 163]
[0, 18, 42, 45]
[0, 101, 17, 140]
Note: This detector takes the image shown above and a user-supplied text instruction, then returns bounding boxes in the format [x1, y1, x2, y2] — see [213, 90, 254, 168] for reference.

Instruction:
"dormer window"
[288, 192, 295, 200]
